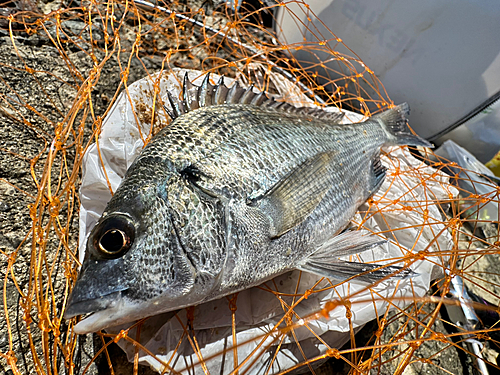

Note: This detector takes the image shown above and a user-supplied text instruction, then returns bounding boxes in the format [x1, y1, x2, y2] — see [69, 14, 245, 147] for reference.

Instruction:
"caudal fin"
[372, 103, 433, 148]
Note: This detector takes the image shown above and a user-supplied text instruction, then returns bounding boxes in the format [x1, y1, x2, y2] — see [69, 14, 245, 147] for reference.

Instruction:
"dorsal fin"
[163, 73, 344, 123]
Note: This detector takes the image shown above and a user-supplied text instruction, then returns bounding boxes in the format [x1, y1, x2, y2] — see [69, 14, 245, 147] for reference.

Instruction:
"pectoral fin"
[248, 151, 337, 238]
[298, 230, 415, 283]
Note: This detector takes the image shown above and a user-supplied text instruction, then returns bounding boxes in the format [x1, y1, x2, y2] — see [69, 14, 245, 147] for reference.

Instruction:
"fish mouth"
[71, 300, 140, 334]
[67, 295, 149, 335]
[64, 290, 123, 320]
[64, 290, 142, 334]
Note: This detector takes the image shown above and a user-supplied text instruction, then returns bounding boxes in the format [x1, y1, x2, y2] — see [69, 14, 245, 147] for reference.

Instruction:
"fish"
[64, 73, 432, 334]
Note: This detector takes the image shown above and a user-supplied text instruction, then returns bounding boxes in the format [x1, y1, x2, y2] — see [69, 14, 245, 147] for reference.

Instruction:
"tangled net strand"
[0, 1, 499, 374]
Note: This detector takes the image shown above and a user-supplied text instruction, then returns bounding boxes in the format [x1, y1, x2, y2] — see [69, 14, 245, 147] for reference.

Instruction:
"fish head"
[65, 158, 227, 334]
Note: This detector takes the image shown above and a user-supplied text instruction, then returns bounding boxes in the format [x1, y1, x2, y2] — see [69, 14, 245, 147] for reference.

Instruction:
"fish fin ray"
[183, 72, 199, 111]
[299, 230, 415, 282]
[164, 74, 344, 123]
[240, 84, 255, 104]
[372, 103, 433, 148]
[166, 90, 181, 118]
[197, 73, 213, 107]
[249, 151, 337, 238]
[250, 91, 267, 106]
[368, 155, 386, 198]
[226, 81, 246, 103]
[298, 261, 414, 283]
[214, 76, 229, 105]
[310, 230, 387, 259]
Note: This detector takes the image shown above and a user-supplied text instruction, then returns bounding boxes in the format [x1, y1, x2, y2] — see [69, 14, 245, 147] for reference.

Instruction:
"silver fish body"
[65, 76, 431, 333]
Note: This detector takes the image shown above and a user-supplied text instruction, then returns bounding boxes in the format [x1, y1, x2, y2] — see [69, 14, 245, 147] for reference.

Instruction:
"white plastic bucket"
[275, 0, 500, 162]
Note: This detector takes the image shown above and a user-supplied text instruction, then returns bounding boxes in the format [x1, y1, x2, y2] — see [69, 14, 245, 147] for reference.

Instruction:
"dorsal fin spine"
[251, 92, 266, 106]
[197, 73, 211, 107]
[164, 73, 344, 124]
[226, 83, 240, 104]
[240, 85, 255, 104]
[214, 77, 228, 105]
[182, 73, 198, 111]
[166, 90, 180, 118]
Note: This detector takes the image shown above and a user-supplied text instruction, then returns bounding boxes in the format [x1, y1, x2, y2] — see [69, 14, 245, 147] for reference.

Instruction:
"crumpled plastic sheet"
[434, 139, 499, 224]
[78, 68, 458, 374]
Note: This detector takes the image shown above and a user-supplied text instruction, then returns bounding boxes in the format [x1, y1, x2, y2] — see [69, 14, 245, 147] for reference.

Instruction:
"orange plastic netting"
[0, 1, 499, 374]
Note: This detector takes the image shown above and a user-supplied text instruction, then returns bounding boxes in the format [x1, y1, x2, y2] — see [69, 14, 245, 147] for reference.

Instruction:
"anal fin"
[298, 230, 415, 283]
[311, 230, 386, 258]
[299, 261, 413, 283]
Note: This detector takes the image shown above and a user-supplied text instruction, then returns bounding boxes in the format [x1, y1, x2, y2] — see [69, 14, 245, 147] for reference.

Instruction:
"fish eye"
[99, 229, 127, 254]
[92, 215, 135, 258]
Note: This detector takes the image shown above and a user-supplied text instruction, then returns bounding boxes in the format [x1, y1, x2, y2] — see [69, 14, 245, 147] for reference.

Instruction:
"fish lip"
[71, 297, 142, 334]
[63, 290, 123, 320]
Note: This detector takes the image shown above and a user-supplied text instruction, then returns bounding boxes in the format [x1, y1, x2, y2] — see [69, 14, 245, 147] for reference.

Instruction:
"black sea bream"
[64, 74, 431, 334]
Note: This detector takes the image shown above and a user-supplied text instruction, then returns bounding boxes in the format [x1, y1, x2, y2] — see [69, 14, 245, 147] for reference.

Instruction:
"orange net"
[0, 1, 499, 374]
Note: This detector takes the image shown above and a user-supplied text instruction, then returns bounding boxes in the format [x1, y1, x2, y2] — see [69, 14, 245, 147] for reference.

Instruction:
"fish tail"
[373, 103, 433, 148]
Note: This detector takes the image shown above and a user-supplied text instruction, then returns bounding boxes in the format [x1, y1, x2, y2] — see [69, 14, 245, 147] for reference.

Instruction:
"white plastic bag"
[79, 68, 457, 374]
[434, 139, 499, 223]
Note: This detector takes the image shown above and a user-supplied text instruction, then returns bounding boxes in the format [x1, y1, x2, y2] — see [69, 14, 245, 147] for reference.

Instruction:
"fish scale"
[195, 107, 372, 202]
[64, 74, 432, 334]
